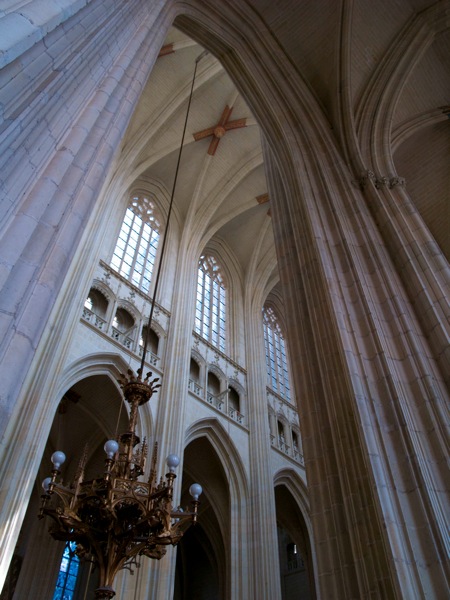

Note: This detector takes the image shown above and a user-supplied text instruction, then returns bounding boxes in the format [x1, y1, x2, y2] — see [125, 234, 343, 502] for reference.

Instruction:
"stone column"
[244, 293, 282, 599]
[0, 0, 169, 440]
[265, 139, 449, 597]
[0, 0, 173, 587]
[7, 492, 63, 600]
[145, 243, 198, 600]
[357, 172, 449, 385]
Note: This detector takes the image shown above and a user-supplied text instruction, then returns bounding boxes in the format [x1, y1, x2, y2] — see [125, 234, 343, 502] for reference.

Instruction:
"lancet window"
[195, 254, 226, 352]
[52, 541, 80, 600]
[110, 195, 161, 293]
[263, 305, 291, 401]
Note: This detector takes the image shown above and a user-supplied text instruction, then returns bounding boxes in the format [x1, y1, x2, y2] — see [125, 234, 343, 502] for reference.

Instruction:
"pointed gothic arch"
[274, 469, 317, 599]
[9, 362, 134, 600]
[0, 3, 448, 599]
[184, 417, 250, 500]
[184, 417, 251, 599]
[56, 353, 154, 444]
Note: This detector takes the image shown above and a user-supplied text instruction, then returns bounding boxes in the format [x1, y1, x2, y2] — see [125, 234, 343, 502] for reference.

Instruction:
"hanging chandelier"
[39, 50, 208, 600]
[39, 368, 202, 599]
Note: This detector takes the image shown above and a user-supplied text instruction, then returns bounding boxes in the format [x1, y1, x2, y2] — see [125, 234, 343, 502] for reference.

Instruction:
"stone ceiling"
[119, 1, 449, 295]
[120, 27, 274, 290]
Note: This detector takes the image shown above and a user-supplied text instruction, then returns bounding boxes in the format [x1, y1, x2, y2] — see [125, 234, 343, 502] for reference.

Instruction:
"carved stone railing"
[292, 447, 304, 465]
[228, 406, 244, 425]
[110, 326, 133, 349]
[82, 307, 106, 330]
[138, 345, 159, 366]
[206, 389, 226, 412]
[190, 381, 245, 426]
[270, 432, 304, 466]
[81, 308, 160, 368]
[277, 437, 290, 455]
[267, 387, 304, 465]
[188, 378, 203, 396]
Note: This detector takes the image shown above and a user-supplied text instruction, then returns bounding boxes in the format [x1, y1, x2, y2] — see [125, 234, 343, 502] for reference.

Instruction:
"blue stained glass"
[52, 541, 80, 600]
[60, 557, 69, 572]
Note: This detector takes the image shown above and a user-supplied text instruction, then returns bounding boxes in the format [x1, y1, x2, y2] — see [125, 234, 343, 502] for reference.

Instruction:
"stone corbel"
[388, 176, 406, 188]
[352, 170, 376, 189]
[353, 170, 406, 190]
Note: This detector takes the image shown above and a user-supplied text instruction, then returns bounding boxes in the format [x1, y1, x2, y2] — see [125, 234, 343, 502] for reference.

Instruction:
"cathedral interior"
[0, 1, 449, 599]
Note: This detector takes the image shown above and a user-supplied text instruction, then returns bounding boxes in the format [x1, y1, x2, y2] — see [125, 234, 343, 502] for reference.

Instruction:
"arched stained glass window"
[52, 541, 80, 600]
[263, 306, 291, 401]
[110, 195, 161, 293]
[195, 254, 226, 352]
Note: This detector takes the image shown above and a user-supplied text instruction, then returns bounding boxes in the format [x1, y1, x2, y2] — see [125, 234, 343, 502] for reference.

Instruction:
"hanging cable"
[140, 50, 208, 372]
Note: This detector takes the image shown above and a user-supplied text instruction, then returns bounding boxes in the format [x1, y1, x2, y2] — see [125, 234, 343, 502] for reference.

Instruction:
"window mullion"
[111, 197, 161, 293]
[130, 221, 145, 285]
[263, 307, 291, 401]
[114, 211, 133, 272]
[196, 255, 226, 351]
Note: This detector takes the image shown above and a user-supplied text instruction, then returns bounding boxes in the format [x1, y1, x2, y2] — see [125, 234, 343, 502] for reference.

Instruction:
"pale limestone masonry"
[0, 1, 449, 599]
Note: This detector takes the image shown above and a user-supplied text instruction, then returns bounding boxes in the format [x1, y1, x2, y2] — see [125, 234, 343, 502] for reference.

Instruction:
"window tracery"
[110, 195, 161, 293]
[195, 254, 226, 352]
[263, 305, 291, 401]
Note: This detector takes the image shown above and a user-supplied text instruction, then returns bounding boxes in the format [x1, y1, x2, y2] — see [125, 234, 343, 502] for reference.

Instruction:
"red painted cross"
[193, 105, 247, 155]
[158, 43, 175, 57]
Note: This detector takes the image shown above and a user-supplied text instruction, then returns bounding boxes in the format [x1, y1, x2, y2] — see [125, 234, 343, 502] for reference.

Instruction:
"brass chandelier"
[39, 50, 207, 599]
[39, 368, 202, 599]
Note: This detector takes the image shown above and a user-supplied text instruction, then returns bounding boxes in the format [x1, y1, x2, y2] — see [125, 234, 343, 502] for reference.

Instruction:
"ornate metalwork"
[39, 369, 201, 599]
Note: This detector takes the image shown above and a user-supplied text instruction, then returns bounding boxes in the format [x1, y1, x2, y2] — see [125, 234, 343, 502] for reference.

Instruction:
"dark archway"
[8, 375, 128, 600]
[175, 436, 228, 600]
[174, 525, 219, 600]
[275, 484, 316, 600]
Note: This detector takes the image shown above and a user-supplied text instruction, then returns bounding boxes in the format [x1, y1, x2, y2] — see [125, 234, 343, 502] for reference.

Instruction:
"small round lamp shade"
[104, 440, 119, 459]
[42, 477, 52, 492]
[189, 483, 202, 500]
[51, 451, 66, 469]
[166, 454, 180, 472]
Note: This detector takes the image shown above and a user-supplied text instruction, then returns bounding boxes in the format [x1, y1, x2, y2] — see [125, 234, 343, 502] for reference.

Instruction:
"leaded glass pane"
[263, 306, 291, 401]
[110, 195, 161, 293]
[195, 254, 226, 351]
[52, 541, 80, 600]
[116, 237, 126, 251]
